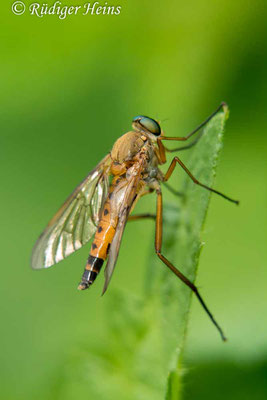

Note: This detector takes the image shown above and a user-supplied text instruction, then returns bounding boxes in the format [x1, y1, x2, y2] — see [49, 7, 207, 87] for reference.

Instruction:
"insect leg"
[128, 214, 156, 221]
[154, 189, 227, 341]
[156, 138, 167, 163]
[164, 156, 239, 205]
[164, 133, 204, 153]
[160, 102, 226, 143]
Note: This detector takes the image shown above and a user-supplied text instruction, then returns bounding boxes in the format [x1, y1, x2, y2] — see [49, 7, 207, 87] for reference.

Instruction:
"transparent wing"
[102, 208, 128, 295]
[102, 163, 143, 294]
[31, 154, 111, 270]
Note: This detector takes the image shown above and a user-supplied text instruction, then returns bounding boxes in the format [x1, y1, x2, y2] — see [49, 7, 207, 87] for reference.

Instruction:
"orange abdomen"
[78, 176, 119, 290]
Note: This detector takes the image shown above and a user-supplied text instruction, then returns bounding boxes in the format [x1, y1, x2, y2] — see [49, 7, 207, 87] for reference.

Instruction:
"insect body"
[31, 103, 238, 340]
[79, 129, 162, 292]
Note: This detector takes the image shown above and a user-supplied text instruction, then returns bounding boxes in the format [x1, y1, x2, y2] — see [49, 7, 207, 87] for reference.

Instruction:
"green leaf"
[50, 107, 229, 400]
[159, 106, 229, 399]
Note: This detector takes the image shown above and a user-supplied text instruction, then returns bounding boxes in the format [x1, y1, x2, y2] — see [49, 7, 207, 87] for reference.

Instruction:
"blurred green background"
[1, 1, 267, 399]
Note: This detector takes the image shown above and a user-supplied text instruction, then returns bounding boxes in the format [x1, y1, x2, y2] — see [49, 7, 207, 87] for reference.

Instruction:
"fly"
[31, 102, 239, 341]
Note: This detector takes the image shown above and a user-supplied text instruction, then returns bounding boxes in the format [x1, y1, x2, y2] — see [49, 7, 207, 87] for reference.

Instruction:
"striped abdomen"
[78, 178, 118, 290]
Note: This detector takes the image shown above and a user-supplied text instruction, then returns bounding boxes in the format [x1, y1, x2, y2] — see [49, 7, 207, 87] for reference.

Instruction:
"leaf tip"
[221, 102, 230, 120]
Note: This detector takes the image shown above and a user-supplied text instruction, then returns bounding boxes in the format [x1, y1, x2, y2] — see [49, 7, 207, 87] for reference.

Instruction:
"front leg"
[156, 138, 166, 164]
[159, 102, 227, 143]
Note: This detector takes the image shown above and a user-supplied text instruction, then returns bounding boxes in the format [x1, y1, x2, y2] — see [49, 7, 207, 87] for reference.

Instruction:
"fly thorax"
[111, 131, 145, 164]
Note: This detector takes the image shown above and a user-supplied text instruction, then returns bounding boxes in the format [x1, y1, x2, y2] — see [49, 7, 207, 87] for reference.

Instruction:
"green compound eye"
[133, 116, 161, 136]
